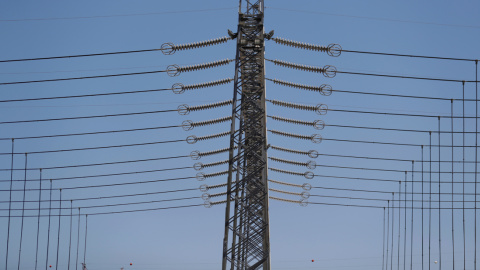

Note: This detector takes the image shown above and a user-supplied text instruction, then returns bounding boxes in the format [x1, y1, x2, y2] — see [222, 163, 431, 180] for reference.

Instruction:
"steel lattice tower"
[222, 1, 271, 269]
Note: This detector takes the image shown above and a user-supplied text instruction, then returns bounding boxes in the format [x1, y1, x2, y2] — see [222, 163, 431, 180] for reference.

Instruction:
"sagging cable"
[268, 115, 325, 130]
[269, 188, 310, 199]
[269, 157, 316, 169]
[199, 183, 228, 192]
[266, 78, 332, 96]
[269, 129, 322, 144]
[181, 116, 232, 131]
[269, 179, 312, 191]
[161, 36, 232, 55]
[172, 78, 234, 94]
[267, 99, 328, 115]
[196, 169, 234, 181]
[270, 145, 319, 159]
[167, 59, 234, 77]
[270, 37, 342, 57]
[178, 100, 233, 115]
[269, 167, 314, 179]
[270, 196, 308, 206]
[186, 131, 230, 144]
[265, 59, 337, 78]
[194, 160, 229, 171]
[190, 146, 238, 160]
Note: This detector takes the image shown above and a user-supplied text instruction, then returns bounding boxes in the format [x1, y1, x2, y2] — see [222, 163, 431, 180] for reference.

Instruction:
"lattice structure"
[222, 1, 271, 269]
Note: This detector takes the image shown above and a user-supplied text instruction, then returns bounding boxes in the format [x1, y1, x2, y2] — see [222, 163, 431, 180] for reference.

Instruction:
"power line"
[336, 70, 477, 83]
[0, 70, 167, 85]
[340, 49, 477, 62]
[0, 109, 176, 125]
[0, 139, 183, 156]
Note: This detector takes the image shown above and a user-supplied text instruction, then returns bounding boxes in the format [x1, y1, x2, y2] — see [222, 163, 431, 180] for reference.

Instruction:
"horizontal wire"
[0, 166, 191, 183]
[314, 163, 478, 174]
[0, 154, 188, 171]
[336, 70, 478, 83]
[0, 176, 196, 191]
[0, 109, 176, 125]
[0, 196, 199, 211]
[340, 49, 477, 62]
[0, 70, 168, 85]
[326, 123, 477, 134]
[312, 185, 478, 196]
[0, 139, 183, 155]
[0, 87, 172, 103]
[0, 188, 198, 204]
[0, 125, 181, 141]
[309, 194, 480, 204]
[0, 204, 203, 217]
[329, 108, 475, 119]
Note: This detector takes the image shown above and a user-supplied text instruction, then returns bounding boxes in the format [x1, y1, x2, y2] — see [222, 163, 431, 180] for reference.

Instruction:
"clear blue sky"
[0, 1, 479, 270]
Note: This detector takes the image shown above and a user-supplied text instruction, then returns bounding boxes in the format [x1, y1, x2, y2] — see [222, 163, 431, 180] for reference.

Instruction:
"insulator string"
[266, 78, 333, 96]
[161, 36, 231, 55]
[268, 115, 325, 130]
[269, 156, 316, 169]
[267, 99, 328, 115]
[269, 129, 322, 143]
[178, 100, 233, 115]
[173, 78, 233, 94]
[182, 116, 232, 131]
[265, 58, 337, 77]
[270, 145, 319, 158]
[167, 59, 233, 77]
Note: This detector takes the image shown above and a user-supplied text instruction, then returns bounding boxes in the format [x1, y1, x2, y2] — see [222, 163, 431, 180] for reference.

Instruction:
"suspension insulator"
[196, 169, 232, 181]
[190, 146, 238, 160]
[199, 182, 228, 192]
[271, 37, 342, 57]
[167, 59, 234, 77]
[267, 99, 328, 115]
[270, 196, 308, 207]
[269, 179, 311, 191]
[186, 131, 230, 144]
[269, 157, 317, 169]
[269, 188, 310, 199]
[177, 100, 233, 115]
[161, 36, 231, 55]
[172, 78, 234, 94]
[194, 159, 229, 171]
[181, 116, 232, 131]
[268, 115, 324, 130]
[269, 129, 323, 144]
[271, 145, 319, 159]
[269, 167, 314, 179]
[266, 59, 337, 78]
[210, 191, 227, 198]
[267, 78, 333, 96]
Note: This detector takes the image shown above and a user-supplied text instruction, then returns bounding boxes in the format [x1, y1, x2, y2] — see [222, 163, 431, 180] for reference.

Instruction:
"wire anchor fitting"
[270, 196, 308, 207]
[172, 78, 233, 94]
[161, 36, 231, 55]
[267, 78, 332, 96]
[267, 99, 328, 115]
[181, 116, 232, 131]
[266, 59, 337, 78]
[269, 129, 322, 144]
[167, 59, 233, 77]
[269, 167, 314, 179]
[194, 160, 229, 171]
[178, 100, 233, 115]
[270, 37, 342, 57]
[269, 156, 316, 169]
[268, 115, 325, 130]
[190, 146, 238, 160]
[270, 145, 319, 159]
[269, 179, 312, 191]
[186, 131, 230, 144]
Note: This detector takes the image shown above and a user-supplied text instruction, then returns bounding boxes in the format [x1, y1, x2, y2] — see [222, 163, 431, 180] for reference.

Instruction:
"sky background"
[0, 0, 479, 270]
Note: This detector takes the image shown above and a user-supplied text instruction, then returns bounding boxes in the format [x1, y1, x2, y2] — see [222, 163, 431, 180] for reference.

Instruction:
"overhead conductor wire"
[383, 206, 386, 270]
[404, 173, 407, 270]
[75, 209, 80, 270]
[55, 189, 62, 270]
[451, 100, 455, 270]
[68, 200, 73, 270]
[5, 139, 14, 270]
[17, 153, 28, 270]
[45, 179, 52, 270]
[386, 200, 390, 270]
[34, 169, 42, 270]
[463, 81, 466, 270]
[475, 59, 478, 270]
[439, 117, 442, 270]
[398, 181, 401, 270]
[422, 146, 425, 270]
[411, 162, 414, 270]
[391, 192, 394, 270]
[429, 132, 432, 270]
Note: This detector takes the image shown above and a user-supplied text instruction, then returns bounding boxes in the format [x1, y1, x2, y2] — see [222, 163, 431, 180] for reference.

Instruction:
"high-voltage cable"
[267, 99, 328, 114]
[172, 78, 233, 94]
[181, 116, 232, 131]
[177, 100, 233, 115]
[161, 36, 232, 55]
[269, 36, 341, 57]
[269, 129, 322, 143]
[269, 156, 316, 169]
[265, 58, 337, 77]
[266, 78, 332, 95]
[166, 59, 233, 77]
[268, 115, 325, 130]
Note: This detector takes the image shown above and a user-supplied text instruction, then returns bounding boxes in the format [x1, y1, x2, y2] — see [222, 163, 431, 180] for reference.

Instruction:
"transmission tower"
[222, 1, 271, 269]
